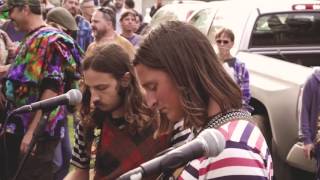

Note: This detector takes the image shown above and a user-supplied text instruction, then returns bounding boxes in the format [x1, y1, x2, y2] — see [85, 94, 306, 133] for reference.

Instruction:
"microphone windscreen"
[67, 89, 82, 106]
[198, 128, 225, 157]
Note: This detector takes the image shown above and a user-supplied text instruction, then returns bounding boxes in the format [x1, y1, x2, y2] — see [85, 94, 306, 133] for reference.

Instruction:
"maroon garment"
[94, 117, 170, 179]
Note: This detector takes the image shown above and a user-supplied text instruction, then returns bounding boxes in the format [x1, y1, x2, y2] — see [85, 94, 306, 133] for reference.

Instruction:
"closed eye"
[143, 83, 157, 92]
[94, 85, 109, 91]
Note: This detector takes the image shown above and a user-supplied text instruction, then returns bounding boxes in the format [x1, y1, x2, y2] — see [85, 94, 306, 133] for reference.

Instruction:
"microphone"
[118, 128, 225, 180]
[11, 89, 82, 114]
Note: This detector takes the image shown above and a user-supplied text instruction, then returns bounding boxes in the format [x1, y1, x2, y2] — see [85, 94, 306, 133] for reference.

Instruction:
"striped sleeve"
[70, 123, 91, 169]
[179, 120, 273, 180]
[171, 120, 193, 147]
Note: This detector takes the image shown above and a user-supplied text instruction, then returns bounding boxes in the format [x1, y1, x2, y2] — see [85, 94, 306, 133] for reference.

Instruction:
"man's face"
[63, 0, 79, 16]
[9, 5, 26, 31]
[120, 14, 135, 33]
[114, 0, 123, 10]
[135, 64, 184, 123]
[80, 0, 95, 21]
[91, 10, 110, 40]
[84, 69, 122, 112]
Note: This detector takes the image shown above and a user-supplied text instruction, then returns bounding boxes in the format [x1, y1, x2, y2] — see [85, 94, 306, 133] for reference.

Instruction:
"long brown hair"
[134, 21, 242, 134]
[81, 43, 155, 136]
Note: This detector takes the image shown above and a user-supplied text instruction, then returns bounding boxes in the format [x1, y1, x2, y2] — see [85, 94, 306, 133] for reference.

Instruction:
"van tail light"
[292, 4, 320, 10]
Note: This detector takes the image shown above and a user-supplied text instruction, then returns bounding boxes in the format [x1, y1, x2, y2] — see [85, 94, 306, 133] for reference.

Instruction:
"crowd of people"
[0, 0, 278, 179]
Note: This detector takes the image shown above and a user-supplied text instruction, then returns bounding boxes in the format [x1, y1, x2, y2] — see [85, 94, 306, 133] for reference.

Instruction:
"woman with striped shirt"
[133, 21, 273, 180]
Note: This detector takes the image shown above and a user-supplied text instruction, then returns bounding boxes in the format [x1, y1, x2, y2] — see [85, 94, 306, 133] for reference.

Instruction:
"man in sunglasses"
[215, 27, 253, 113]
[0, 0, 82, 179]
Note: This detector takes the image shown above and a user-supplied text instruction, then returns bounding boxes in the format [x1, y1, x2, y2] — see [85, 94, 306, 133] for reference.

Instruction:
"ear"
[120, 72, 131, 88]
[23, 5, 31, 14]
[230, 41, 235, 48]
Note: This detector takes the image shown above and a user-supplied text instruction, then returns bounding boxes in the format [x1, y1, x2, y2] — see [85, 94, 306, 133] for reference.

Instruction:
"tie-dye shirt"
[4, 26, 83, 137]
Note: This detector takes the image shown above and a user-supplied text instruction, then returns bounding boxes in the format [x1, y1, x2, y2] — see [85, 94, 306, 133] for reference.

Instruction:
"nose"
[90, 89, 100, 103]
[71, 3, 77, 8]
[145, 92, 158, 110]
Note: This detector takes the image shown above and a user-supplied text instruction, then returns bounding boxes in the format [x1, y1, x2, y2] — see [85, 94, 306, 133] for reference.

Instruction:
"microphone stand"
[11, 111, 51, 180]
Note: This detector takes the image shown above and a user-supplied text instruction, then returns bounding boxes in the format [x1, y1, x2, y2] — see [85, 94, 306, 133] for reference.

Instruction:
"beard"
[92, 28, 108, 41]
[92, 90, 124, 114]
[93, 100, 122, 114]
[10, 20, 23, 32]
[68, 7, 78, 16]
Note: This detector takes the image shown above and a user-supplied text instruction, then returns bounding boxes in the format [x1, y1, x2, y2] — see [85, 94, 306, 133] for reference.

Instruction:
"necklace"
[205, 109, 252, 129]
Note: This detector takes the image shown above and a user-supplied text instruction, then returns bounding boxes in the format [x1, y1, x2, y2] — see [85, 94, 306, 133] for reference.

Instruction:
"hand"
[0, 64, 10, 77]
[0, 30, 16, 58]
[303, 143, 314, 159]
[20, 132, 34, 154]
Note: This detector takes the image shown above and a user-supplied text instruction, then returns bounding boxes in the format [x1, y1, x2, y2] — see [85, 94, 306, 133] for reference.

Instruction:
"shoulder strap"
[206, 109, 252, 129]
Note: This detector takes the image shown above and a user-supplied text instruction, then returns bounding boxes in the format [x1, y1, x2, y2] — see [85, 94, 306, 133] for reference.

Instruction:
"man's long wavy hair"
[133, 21, 242, 135]
[81, 43, 156, 138]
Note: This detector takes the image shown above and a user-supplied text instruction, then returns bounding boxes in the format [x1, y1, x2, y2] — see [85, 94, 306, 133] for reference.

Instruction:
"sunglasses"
[97, 7, 114, 17]
[216, 40, 230, 44]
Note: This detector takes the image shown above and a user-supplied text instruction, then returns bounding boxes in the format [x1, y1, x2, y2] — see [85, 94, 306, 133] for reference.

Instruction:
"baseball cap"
[46, 7, 78, 31]
[0, 0, 41, 12]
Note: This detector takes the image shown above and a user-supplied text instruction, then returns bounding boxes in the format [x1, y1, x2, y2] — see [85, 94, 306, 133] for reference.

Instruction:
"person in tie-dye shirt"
[0, 0, 82, 179]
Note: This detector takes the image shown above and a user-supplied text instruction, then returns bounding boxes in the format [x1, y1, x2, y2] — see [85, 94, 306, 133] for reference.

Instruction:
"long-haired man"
[65, 44, 171, 179]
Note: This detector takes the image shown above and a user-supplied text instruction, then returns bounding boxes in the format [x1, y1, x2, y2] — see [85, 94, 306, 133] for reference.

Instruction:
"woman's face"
[135, 64, 185, 123]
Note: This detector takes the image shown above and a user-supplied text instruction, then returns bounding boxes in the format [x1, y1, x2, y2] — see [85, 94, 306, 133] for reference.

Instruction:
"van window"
[250, 13, 320, 47]
[150, 10, 178, 28]
[207, 7, 251, 54]
[207, 7, 251, 43]
[188, 8, 216, 36]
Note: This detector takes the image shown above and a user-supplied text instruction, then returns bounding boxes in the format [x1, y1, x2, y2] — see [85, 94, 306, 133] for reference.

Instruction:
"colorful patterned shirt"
[4, 26, 83, 137]
[178, 120, 273, 179]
